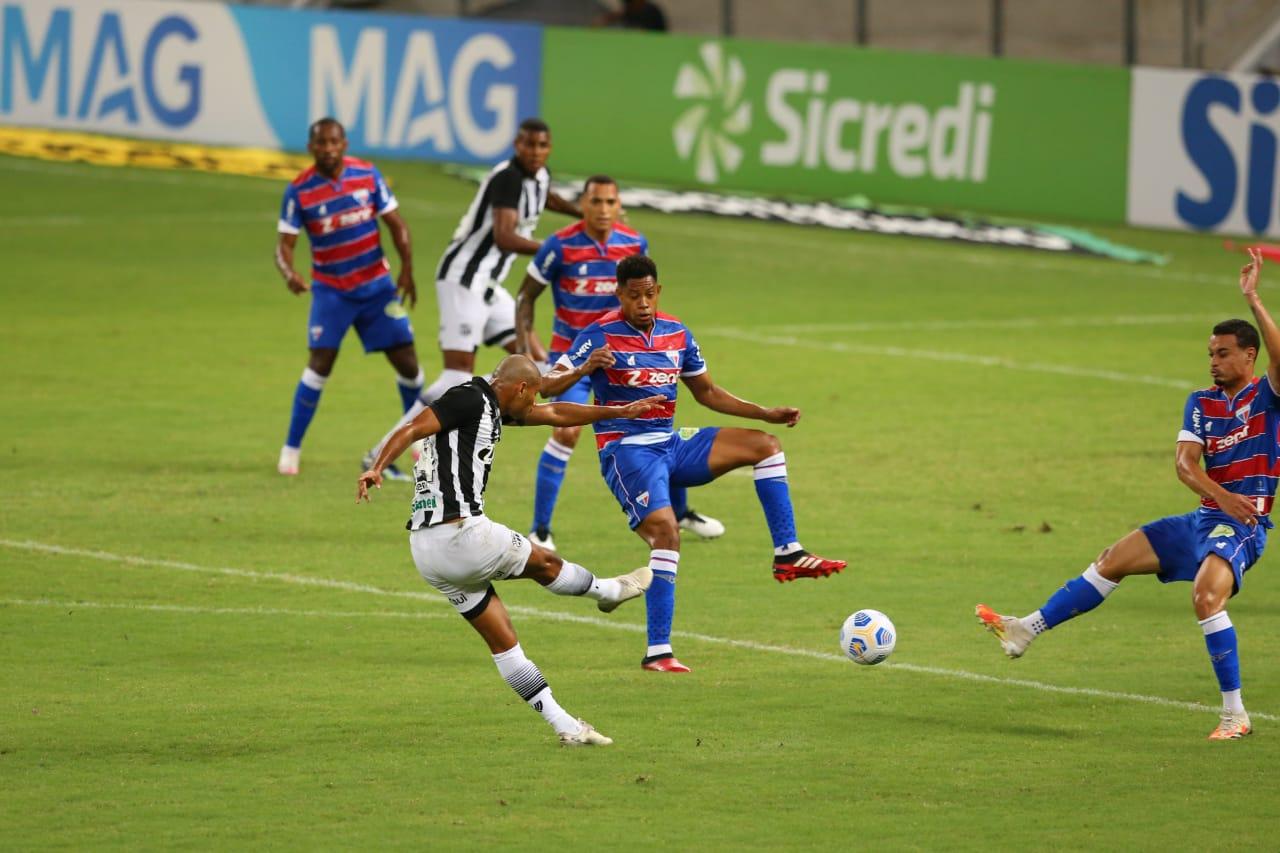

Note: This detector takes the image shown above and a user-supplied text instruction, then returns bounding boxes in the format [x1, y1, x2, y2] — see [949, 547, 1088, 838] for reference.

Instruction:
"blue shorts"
[601, 428, 721, 528]
[1141, 508, 1270, 593]
[308, 280, 414, 353]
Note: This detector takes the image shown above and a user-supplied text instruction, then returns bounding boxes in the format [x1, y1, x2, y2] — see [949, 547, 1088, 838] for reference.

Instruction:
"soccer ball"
[839, 609, 896, 665]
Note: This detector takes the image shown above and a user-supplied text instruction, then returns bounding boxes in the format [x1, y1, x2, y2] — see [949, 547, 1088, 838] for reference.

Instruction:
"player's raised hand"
[582, 346, 615, 374]
[1219, 491, 1259, 527]
[761, 406, 802, 427]
[1240, 247, 1263, 299]
[356, 469, 383, 503]
[285, 271, 309, 295]
[616, 395, 668, 419]
[397, 268, 417, 309]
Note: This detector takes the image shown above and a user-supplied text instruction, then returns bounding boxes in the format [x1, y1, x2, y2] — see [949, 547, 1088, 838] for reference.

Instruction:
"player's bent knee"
[641, 518, 680, 551]
[553, 426, 581, 448]
[757, 431, 782, 459]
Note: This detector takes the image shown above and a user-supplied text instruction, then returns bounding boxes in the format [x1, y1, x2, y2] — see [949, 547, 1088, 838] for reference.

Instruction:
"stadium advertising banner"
[1128, 67, 1280, 237]
[0, 0, 541, 162]
[540, 30, 1130, 221]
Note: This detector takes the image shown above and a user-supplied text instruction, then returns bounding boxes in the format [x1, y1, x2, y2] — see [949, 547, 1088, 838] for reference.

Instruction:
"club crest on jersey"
[627, 354, 637, 366]
[1209, 524, 1235, 539]
[1236, 403, 1251, 422]
[319, 204, 327, 215]
[637, 491, 650, 507]
[666, 351, 681, 368]
[353, 188, 370, 204]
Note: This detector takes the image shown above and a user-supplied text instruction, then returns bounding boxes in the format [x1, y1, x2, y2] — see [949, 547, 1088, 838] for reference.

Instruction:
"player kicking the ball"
[358, 354, 663, 745]
[542, 255, 846, 673]
[977, 249, 1277, 740]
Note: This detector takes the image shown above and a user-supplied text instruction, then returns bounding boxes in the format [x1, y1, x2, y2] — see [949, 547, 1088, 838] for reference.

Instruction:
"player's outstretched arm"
[381, 209, 416, 309]
[514, 274, 547, 357]
[274, 233, 308, 295]
[1240, 248, 1280, 389]
[682, 373, 801, 427]
[522, 396, 667, 428]
[541, 347, 614, 397]
[1175, 440, 1258, 525]
[356, 408, 444, 502]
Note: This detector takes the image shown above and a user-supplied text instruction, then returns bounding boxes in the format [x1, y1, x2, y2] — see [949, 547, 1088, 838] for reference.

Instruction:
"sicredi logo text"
[672, 42, 995, 185]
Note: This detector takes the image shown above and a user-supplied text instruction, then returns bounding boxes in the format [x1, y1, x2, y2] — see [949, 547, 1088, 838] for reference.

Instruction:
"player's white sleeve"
[277, 220, 300, 235]
[1177, 429, 1204, 445]
[527, 259, 551, 285]
[554, 354, 574, 372]
[377, 197, 400, 216]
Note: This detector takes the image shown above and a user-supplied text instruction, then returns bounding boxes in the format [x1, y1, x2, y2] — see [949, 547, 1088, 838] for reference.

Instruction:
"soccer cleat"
[1208, 711, 1253, 741]
[277, 445, 300, 476]
[559, 719, 613, 747]
[772, 551, 846, 582]
[361, 452, 412, 482]
[974, 604, 1035, 659]
[597, 567, 653, 613]
[529, 528, 557, 552]
[641, 654, 692, 673]
[678, 509, 726, 539]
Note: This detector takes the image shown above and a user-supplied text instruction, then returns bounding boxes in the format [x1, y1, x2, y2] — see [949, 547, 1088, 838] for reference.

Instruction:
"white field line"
[2, 538, 1267, 721]
[0, 597, 451, 622]
[705, 327, 1193, 390]
[766, 313, 1216, 335]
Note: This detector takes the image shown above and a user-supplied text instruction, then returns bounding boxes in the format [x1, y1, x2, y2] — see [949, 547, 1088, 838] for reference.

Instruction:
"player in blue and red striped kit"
[274, 118, 421, 476]
[978, 249, 1278, 740]
[544, 254, 846, 672]
[514, 176, 723, 551]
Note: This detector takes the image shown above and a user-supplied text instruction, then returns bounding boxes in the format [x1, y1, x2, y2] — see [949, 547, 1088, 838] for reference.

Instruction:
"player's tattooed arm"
[356, 407, 444, 502]
[493, 207, 542, 255]
[1240, 248, 1280, 391]
[682, 372, 802, 427]
[1175, 440, 1259, 525]
[546, 191, 582, 219]
[274, 233, 308, 295]
[514, 274, 547, 357]
[522, 395, 667, 427]
[381, 209, 416, 309]
[541, 347, 614, 397]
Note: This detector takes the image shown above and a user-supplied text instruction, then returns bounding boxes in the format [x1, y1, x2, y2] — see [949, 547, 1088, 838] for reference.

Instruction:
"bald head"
[493, 354, 542, 385]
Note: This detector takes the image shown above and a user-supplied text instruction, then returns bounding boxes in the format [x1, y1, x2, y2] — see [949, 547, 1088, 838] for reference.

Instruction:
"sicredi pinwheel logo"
[672, 42, 751, 184]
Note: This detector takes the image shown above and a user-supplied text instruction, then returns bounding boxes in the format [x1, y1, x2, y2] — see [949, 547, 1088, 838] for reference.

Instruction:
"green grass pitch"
[2, 153, 1278, 849]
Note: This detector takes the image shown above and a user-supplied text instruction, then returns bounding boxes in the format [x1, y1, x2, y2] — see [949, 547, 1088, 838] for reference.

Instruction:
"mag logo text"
[672, 42, 996, 185]
[1129, 68, 1280, 237]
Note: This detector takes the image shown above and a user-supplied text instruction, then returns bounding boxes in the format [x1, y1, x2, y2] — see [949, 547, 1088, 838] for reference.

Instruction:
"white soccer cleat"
[597, 566, 653, 613]
[678, 509, 725, 539]
[559, 719, 613, 747]
[529, 529, 557, 552]
[277, 445, 300, 476]
[975, 604, 1035, 659]
[1208, 710, 1253, 741]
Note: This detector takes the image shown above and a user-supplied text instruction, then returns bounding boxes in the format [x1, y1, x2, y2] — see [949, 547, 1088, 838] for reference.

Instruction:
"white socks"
[396, 368, 425, 391]
[1024, 611, 1048, 635]
[492, 643, 579, 736]
[300, 367, 328, 391]
[1082, 563, 1119, 598]
[545, 561, 621, 601]
[543, 438, 574, 462]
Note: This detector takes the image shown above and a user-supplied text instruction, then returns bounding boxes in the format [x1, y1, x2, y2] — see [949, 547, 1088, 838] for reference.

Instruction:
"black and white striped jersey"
[436, 158, 550, 288]
[407, 378, 507, 530]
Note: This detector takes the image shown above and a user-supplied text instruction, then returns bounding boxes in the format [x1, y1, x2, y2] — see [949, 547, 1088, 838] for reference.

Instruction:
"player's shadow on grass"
[860, 707, 1081, 739]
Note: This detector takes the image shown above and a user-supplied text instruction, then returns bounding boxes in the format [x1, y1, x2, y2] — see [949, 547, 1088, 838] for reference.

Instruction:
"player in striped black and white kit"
[357, 354, 663, 746]
[360, 118, 579, 476]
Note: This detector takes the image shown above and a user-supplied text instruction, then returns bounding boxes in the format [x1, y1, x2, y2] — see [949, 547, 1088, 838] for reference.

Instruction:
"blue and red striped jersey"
[278, 157, 398, 291]
[557, 311, 707, 451]
[1180, 376, 1280, 515]
[527, 222, 648, 356]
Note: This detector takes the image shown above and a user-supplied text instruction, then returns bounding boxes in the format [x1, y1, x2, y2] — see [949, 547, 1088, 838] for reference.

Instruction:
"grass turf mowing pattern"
[2, 154, 1279, 848]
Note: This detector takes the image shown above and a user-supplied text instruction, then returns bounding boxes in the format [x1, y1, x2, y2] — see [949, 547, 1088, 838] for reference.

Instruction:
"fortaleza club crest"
[672, 42, 752, 183]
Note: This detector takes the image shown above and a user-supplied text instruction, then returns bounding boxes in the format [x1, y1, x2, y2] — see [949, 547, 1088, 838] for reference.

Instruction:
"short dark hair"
[616, 254, 657, 287]
[1213, 319, 1260, 351]
[308, 117, 344, 141]
[581, 174, 617, 195]
[518, 117, 550, 136]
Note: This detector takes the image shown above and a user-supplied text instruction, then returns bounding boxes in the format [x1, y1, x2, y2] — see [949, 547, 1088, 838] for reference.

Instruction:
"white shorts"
[435, 279, 516, 352]
[409, 515, 532, 618]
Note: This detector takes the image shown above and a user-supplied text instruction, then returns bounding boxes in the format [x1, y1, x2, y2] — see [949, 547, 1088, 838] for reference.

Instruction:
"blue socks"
[752, 453, 800, 554]
[644, 549, 680, 658]
[285, 367, 327, 449]
[1201, 611, 1244, 710]
[1038, 564, 1117, 629]
[532, 438, 573, 533]
[396, 368, 424, 413]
